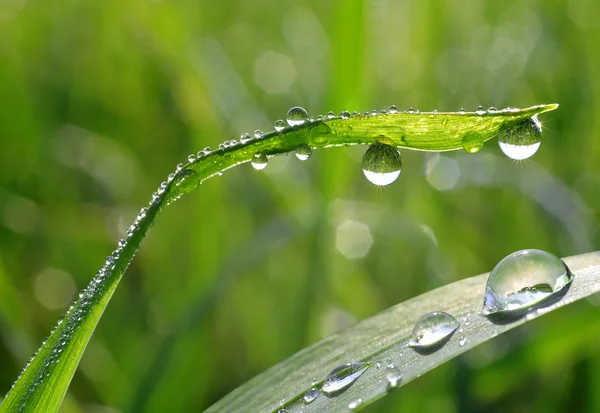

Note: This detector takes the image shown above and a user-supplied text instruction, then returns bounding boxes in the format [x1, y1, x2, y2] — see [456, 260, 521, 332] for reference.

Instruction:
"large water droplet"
[309, 122, 331, 146]
[408, 311, 459, 349]
[286, 106, 309, 126]
[482, 249, 573, 316]
[274, 119, 286, 132]
[251, 153, 268, 170]
[304, 387, 319, 404]
[295, 144, 312, 161]
[461, 132, 484, 154]
[475, 105, 486, 115]
[362, 143, 402, 186]
[498, 115, 542, 160]
[172, 169, 200, 195]
[389, 105, 398, 114]
[322, 362, 369, 396]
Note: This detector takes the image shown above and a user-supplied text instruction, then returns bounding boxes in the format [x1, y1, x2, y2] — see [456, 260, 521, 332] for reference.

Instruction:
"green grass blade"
[206, 251, 600, 413]
[0, 103, 558, 412]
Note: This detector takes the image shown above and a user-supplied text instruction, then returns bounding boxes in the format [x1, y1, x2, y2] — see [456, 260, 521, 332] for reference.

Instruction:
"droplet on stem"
[408, 311, 460, 349]
[362, 143, 402, 186]
[322, 362, 369, 396]
[498, 115, 542, 160]
[286, 106, 309, 126]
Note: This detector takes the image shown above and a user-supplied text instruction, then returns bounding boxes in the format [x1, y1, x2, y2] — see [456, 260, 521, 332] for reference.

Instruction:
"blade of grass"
[0, 104, 558, 412]
[206, 251, 600, 413]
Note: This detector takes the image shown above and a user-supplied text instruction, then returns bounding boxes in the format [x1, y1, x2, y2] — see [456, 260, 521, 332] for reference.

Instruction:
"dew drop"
[308, 122, 331, 146]
[274, 119, 286, 132]
[385, 366, 402, 390]
[340, 111, 351, 119]
[482, 249, 573, 316]
[240, 133, 252, 144]
[327, 111, 335, 119]
[303, 387, 319, 404]
[461, 132, 484, 154]
[362, 143, 402, 186]
[433, 109, 439, 114]
[349, 399, 362, 409]
[187, 154, 196, 163]
[322, 362, 369, 395]
[487, 106, 499, 114]
[254, 130, 263, 139]
[251, 153, 268, 170]
[459, 108, 465, 114]
[408, 311, 459, 349]
[459, 337, 467, 346]
[475, 105, 486, 115]
[407, 107, 415, 114]
[172, 169, 200, 195]
[286, 106, 309, 126]
[295, 144, 312, 161]
[498, 115, 542, 160]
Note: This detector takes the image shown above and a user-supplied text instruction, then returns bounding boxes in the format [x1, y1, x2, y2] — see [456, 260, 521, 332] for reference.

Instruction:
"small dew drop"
[240, 133, 252, 144]
[251, 153, 268, 170]
[322, 362, 369, 395]
[274, 119, 286, 132]
[433, 109, 439, 114]
[295, 144, 312, 161]
[459, 337, 467, 347]
[349, 399, 362, 410]
[475, 105, 486, 115]
[487, 106, 499, 114]
[340, 111, 351, 119]
[327, 111, 335, 119]
[408, 311, 460, 349]
[386, 366, 402, 390]
[362, 143, 402, 186]
[461, 132, 484, 154]
[498, 115, 542, 160]
[303, 387, 319, 404]
[459, 108, 465, 114]
[407, 107, 415, 114]
[187, 154, 196, 163]
[286, 106, 309, 126]
[482, 249, 573, 316]
[254, 130, 264, 139]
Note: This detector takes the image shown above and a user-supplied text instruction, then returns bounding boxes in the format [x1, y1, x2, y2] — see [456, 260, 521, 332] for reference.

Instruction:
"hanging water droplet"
[286, 106, 309, 126]
[386, 366, 402, 390]
[389, 105, 398, 114]
[295, 144, 312, 161]
[349, 399, 362, 409]
[475, 105, 486, 115]
[408, 311, 459, 349]
[303, 387, 319, 404]
[461, 132, 484, 154]
[407, 107, 415, 114]
[340, 111, 350, 119]
[487, 106, 499, 114]
[309, 122, 331, 146]
[482, 249, 573, 316]
[254, 130, 263, 139]
[322, 362, 369, 395]
[251, 153, 268, 170]
[362, 143, 402, 186]
[498, 115, 542, 160]
[274, 119, 286, 132]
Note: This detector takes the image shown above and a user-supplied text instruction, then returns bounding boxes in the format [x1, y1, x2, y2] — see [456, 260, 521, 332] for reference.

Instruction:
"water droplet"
[187, 154, 196, 163]
[386, 366, 402, 390]
[274, 119, 286, 132]
[286, 106, 309, 126]
[176, 163, 183, 171]
[487, 106, 499, 114]
[254, 130, 263, 139]
[172, 169, 200, 195]
[461, 132, 484, 154]
[327, 111, 335, 119]
[482, 249, 573, 315]
[371, 110, 378, 116]
[475, 105, 486, 115]
[459, 337, 467, 346]
[303, 387, 319, 404]
[362, 143, 402, 186]
[408, 311, 459, 349]
[322, 362, 369, 395]
[240, 133, 251, 144]
[498, 115, 542, 160]
[309, 123, 331, 146]
[251, 153, 268, 170]
[349, 399, 362, 409]
[389, 105, 398, 114]
[433, 109, 439, 114]
[295, 144, 312, 161]
[340, 111, 350, 119]
[407, 107, 415, 114]
[380, 110, 387, 115]
[459, 108, 465, 114]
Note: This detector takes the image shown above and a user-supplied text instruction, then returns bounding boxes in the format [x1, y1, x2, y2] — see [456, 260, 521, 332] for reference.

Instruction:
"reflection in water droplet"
[274, 119, 286, 132]
[309, 123, 331, 146]
[433, 109, 439, 114]
[172, 169, 200, 195]
[498, 115, 542, 160]
[482, 249, 573, 315]
[295, 144, 312, 161]
[251, 153, 268, 170]
[304, 387, 319, 404]
[349, 399, 362, 409]
[286, 106, 309, 126]
[461, 132, 484, 154]
[408, 311, 459, 349]
[389, 105, 398, 114]
[475, 105, 486, 115]
[362, 143, 402, 186]
[322, 362, 369, 395]
[386, 366, 402, 390]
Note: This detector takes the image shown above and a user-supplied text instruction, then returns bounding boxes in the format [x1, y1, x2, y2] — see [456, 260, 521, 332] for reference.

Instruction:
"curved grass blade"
[0, 103, 558, 412]
[205, 251, 600, 413]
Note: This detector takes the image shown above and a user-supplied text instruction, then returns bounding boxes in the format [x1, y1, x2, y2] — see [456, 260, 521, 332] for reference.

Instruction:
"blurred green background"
[1, 0, 599, 411]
